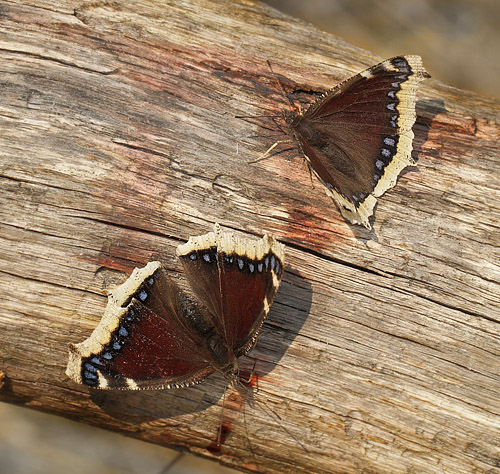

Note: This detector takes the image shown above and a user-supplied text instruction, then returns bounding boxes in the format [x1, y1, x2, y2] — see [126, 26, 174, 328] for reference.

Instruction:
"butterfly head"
[282, 109, 303, 129]
[220, 358, 240, 385]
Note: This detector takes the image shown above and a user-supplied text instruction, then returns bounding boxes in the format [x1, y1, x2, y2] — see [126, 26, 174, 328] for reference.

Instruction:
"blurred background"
[0, 403, 237, 474]
[265, 0, 499, 98]
[1, 1, 498, 474]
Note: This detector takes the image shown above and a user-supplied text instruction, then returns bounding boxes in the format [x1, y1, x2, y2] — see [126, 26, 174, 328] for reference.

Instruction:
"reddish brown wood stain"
[284, 206, 352, 250]
[207, 375, 258, 454]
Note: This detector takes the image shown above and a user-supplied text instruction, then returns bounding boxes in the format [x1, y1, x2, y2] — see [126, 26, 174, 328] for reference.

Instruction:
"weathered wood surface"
[1, 1, 499, 473]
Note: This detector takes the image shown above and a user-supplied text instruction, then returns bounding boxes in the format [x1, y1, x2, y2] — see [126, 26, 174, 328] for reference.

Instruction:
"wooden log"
[1, 1, 499, 473]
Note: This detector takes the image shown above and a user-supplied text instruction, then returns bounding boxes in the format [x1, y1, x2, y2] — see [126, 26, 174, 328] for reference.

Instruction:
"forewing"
[176, 229, 223, 328]
[216, 232, 285, 356]
[66, 262, 214, 390]
[290, 55, 429, 228]
[177, 226, 285, 357]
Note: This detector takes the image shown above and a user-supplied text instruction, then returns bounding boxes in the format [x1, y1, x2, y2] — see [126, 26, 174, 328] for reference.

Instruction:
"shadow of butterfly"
[66, 224, 285, 391]
[263, 55, 430, 229]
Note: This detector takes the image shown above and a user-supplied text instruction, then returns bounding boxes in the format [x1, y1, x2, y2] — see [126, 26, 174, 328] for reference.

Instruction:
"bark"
[1, 1, 499, 473]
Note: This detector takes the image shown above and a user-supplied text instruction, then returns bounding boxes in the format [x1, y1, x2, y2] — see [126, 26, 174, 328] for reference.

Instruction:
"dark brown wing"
[66, 262, 214, 389]
[288, 55, 429, 228]
[177, 225, 285, 358]
[216, 231, 285, 357]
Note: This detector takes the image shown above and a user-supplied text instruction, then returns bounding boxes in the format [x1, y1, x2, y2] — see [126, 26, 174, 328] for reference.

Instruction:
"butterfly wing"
[216, 230, 285, 357]
[177, 225, 285, 358]
[289, 55, 429, 228]
[66, 262, 215, 389]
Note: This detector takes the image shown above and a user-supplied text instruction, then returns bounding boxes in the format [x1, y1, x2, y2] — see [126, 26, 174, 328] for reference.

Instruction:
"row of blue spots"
[348, 72, 402, 206]
[188, 250, 282, 276]
[82, 354, 107, 384]
[237, 253, 281, 275]
[80, 273, 155, 386]
[372, 132, 400, 190]
[369, 74, 403, 191]
[188, 249, 217, 262]
[82, 310, 135, 385]
[83, 361, 98, 382]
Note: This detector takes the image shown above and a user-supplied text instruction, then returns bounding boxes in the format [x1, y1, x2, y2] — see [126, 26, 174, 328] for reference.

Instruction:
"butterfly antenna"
[239, 119, 283, 134]
[304, 159, 315, 188]
[253, 397, 310, 454]
[234, 363, 257, 458]
[235, 113, 283, 120]
[217, 383, 229, 446]
[266, 60, 298, 113]
[241, 384, 256, 459]
[240, 367, 308, 455]
[271, 115, 288, 135]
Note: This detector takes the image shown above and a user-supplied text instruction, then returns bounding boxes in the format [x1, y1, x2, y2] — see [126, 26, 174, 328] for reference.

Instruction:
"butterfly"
[66, 224, 285, 390]
[267, 55, 430, 229]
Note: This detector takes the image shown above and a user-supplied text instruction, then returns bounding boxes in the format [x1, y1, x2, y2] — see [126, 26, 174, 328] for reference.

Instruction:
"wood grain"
[1, 1, 499, 473]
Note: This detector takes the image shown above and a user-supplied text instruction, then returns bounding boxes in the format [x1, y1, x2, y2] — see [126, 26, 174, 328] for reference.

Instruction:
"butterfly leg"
[248, 139, 292, 164]
[303, 158, 315, 188]
[238, 358, 257, 385]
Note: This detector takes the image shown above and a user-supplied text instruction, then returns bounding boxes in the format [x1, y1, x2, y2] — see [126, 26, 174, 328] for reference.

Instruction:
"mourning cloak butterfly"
[66, 225, 285, 390]
[279, 55, 430, 229]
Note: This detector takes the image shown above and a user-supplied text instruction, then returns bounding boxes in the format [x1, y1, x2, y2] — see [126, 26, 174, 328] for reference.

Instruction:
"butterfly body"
[283, 55, 430, 228]
[66, 225, 285, 390]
